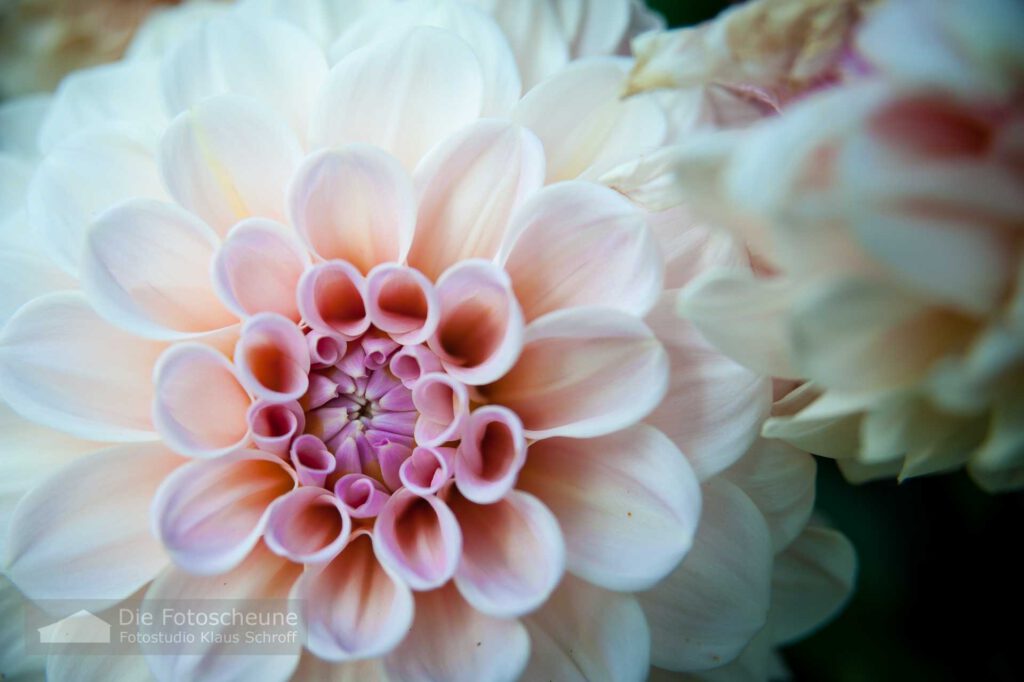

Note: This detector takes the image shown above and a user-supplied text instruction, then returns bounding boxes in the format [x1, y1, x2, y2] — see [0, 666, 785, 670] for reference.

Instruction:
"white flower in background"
[0, 0, 855, 680]
[608, 0, 1024, 492]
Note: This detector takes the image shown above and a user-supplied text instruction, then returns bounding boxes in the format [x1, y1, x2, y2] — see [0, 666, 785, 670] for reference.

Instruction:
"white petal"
[482, 307, 668, 440]
[4, 443, 183, 605]
[48, 650, 152, 682]
[161, 14, 328, 140]
[27, 127, 166, 275]
[288, 145, 415, 270]
[0, 94, 50, 158]
[518, 425, 700, 591]
[500, 180, 662, 321]
[645, 293, 772, 480]
[310, 26, 483, 169]
[159, 94, 303, 235]
[384, 583, 530, 682]
[0, 292, 166, 441]
[638, 478, 772, 672]
[464, 0, 569, 87]
[239, 0, 381, 49]
[290, 653, 391, 682]
[770, 525, 856, 645]
[0, 250, 76, 327]
[514, 57, 666, 182]
[723, 439, 816, 552]
[140, 544, 302, 682]
[0, 575, 45, 681]
[38, 60, 167, 153]
[522, 576, 649, 682]
[408, 120, 544, 280]
[81, 199, 234, 339]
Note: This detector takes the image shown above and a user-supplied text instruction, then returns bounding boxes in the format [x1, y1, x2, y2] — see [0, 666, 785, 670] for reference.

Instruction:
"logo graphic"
[38, 610, 112, 644]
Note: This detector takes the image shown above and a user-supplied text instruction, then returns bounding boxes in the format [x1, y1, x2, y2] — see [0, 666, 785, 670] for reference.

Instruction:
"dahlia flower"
[0, 1, 852, 680]
[610, 0, 1024, 492]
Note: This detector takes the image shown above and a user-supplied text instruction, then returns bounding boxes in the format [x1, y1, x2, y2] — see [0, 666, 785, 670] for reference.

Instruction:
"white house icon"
[38, 610, 111, 644]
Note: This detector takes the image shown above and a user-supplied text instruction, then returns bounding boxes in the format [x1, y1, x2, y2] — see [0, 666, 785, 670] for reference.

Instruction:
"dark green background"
[645, 1, 1024, 680]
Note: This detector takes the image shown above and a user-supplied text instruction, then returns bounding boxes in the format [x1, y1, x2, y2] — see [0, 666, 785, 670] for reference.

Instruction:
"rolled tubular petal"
[80, 198, 234, 339]
[290, 434, 336, 487]
[411, 372, 469, 447]
[518, 425, 701, 592]
[299, 532, 414, 662]
[389, 345, 443, 389]
[297, 261, 372, 339]
[5, 443, 183, 605]
[429, 259, 524, 385]
[399, 446, 455, 496]
[448, 488, 565, 618]
[212, 218, 310, 322]
[365, 264, 440, 345]
[265, 487, 351, 564]
[248, 400, 304, 457]
[306, 330, 348, 368]
[152, 343, 252, 458]
[373, 489, 462, 590]
[234, 313, 311, 401]
[408, 120, 544, 279]
[454, 406, 527, 504]
[0, 292, 165, 442]
[288, 145, 416, 269]
[384, 583, 530, 682]
[310, 27, 483, 169]
[334, 473, 391, 519]
[481, 307, 669, 439]
[500, 180, 663, 320]
[159, 94, 302, 234]
[151, 449, 297, 575]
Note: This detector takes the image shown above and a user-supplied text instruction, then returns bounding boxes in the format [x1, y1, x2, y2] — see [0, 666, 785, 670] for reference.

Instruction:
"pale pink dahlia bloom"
[610, 0, 1024, 492]
[0, 1, 852, 680]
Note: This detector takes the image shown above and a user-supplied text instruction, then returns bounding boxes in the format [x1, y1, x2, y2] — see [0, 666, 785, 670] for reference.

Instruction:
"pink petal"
[0, 292, 165, 442]
[247, 399, 305, 457]
[290, 434, 337, 487]
[389, 345, 443, 389]
[80, 198, 234, 339]
[522, 576, 650, 682]
[307, 330, 349, 368]
[637, 478, 772, 672]
[365, 264, 440, 345]
[334, 473, 391, 518]
[399, 446, 455, 496]
[454, 406, 527, 504]
[290, 655, 389, 682]
[288, 145, 415, 269]
[140, 543, 302, 682]
[372, 489, 461, 590]
[384, 583, 529, 682]
[297, 261, 372, 339]
[411, 372, 469, 447]
[265, 487, 351, 564]
[234, 312, 311, 402]
[159, 94, 302, 234]
[212, 218, 311, 322]
[5, 443, 183, 604]
[152, 343, 252, 458]
[518, 425, 701, 591]
[447, 488, 564, 618]
[407, 120, 544, 279]
[428, 259, 524, 385]
[309, 27, 483, 169]
[480, 307, 668, 439]
[298, 531, 414, 662]
[151, 449, 297, 575]
[499, 180, 662, 321]
[646, 294, 772, 480]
